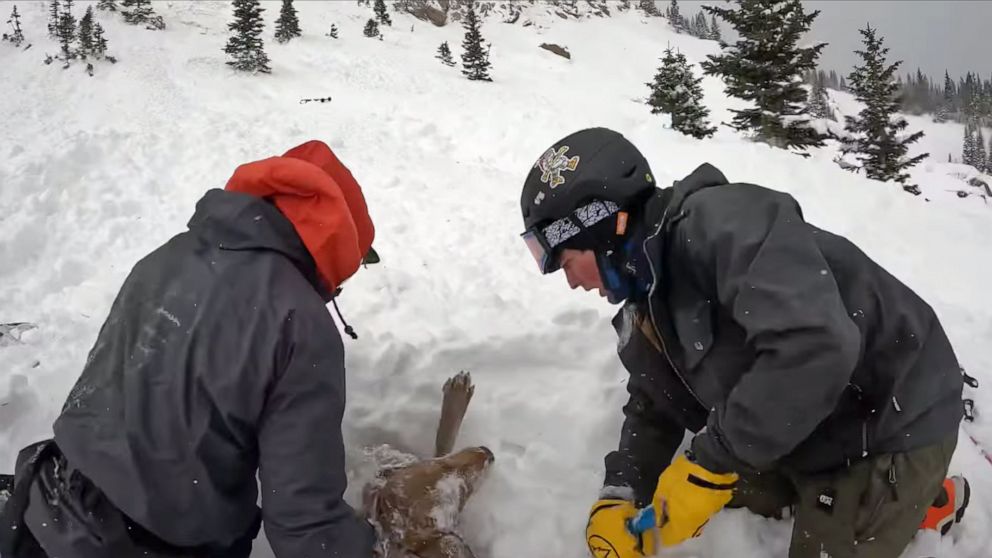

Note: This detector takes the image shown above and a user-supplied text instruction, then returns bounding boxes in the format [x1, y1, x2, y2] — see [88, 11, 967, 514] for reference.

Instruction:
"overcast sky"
[678, 1, 991, 81]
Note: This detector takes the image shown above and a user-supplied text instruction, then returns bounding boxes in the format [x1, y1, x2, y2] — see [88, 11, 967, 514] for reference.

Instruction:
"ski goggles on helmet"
[521, 199, 620, 274]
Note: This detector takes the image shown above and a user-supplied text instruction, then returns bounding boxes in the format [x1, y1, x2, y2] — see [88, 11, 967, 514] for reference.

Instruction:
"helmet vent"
[622, 165, 637, 178]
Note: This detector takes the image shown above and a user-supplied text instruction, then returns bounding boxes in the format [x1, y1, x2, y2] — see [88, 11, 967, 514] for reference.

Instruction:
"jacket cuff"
[599, 485, 636, 501]
[689, 428, 741, 475]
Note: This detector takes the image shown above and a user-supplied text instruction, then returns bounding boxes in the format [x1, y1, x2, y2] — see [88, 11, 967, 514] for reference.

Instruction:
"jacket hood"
[223, 140, 375, 293]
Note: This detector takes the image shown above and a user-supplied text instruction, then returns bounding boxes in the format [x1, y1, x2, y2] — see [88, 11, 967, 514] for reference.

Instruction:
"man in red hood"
[0, 141, 379, 558]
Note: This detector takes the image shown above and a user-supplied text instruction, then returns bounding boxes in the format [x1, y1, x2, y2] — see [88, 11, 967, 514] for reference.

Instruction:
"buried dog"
[362, 372, 493, 558]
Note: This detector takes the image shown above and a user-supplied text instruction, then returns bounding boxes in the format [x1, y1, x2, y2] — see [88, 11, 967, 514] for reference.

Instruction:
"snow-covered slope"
[2, 2, 990, 557]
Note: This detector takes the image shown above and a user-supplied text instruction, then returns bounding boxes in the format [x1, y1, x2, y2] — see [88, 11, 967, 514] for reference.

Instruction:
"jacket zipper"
[642, 215, 706, 409]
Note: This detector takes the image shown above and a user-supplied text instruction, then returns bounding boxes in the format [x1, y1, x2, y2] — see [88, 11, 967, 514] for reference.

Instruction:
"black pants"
[2, 440, 259, 558]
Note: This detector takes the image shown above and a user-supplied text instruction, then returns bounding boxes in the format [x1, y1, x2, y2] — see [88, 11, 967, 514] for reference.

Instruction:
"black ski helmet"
[520, 128, 656, 271]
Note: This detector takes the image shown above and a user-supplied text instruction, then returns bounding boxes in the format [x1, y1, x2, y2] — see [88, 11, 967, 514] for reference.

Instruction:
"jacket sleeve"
[603, 376, 685, 507]
[258, 306, 375, 558]
[679, 185, 861, 473]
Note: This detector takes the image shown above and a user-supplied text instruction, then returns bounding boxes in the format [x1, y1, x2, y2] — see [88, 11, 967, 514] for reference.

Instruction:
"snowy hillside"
[2, 2, 991, 557]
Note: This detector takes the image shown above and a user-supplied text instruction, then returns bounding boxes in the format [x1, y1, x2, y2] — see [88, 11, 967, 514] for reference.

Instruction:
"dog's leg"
[434, 371, 474, 458]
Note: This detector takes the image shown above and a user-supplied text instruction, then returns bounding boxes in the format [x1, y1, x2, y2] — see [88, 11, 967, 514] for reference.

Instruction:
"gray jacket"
[604, 164, 963, 504]
[48, 189, 374, 557]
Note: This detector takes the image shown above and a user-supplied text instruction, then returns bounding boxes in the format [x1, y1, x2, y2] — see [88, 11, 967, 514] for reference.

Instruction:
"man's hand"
[652, 454, 738, 547]
[586, 499, 655, 558]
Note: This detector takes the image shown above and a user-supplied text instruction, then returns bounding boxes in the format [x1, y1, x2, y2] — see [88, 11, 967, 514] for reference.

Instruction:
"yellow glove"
[653, 454, 738, 547]
[586, 499, 655, 558]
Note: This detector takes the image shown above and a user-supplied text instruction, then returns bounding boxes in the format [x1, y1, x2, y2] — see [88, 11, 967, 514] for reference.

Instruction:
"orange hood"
[224, 140, 375, 293]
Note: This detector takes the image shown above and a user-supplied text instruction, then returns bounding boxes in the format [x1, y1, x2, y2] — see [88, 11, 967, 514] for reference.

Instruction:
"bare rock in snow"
[539, 42, 571, 60]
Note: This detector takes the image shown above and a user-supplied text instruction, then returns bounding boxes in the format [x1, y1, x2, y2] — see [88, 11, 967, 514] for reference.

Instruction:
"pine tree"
[667, 0, 686, 33]
[224, 0, 271, 73]
[48, 0, 60, 39]
[460, 1, 492, 82]
[78, 6, 95, 57]
[976, 125, 987, 172]
[962, 122, 975, 167]
[3, 5, 25, 47]
[436, 41, 455, 67]
[97, 0, 117, 11]
[363, 18, 379, 38]
[839, 75, 848, 90]
[646, 47, 716, 139]
[92, 21, 107, 57]
[807, 72, 834, 120]
[708, 14, 721, 41]
[274, 0, 301, 43]
[121, 0, 163, 29]
[639, 0, 661, 17]
[841, 25, 928, 188]
[702, 0, 826, 150]
[56, 0, 77, 63]
[374, 0, 392, 26]
[326, 23, 338, 38]
[691, 12, 709, 38]
[934, 71, 954, 122]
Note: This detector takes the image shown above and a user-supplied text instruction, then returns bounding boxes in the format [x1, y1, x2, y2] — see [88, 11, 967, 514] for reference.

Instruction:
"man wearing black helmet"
[520, 128, 969, 558]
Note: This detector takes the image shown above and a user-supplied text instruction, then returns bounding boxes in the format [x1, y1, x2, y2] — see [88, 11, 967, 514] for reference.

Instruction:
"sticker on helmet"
[534, 191, 546, 206]
[535, 146, 580, 189]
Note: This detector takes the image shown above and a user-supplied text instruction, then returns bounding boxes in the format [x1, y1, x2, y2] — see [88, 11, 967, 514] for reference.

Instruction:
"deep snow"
[1, 2, 991, 557]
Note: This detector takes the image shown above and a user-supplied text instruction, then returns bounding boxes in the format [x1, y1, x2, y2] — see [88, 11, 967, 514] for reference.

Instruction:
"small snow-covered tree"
[78, 6, 95, 57]
[647, 48, 716, 139]
[666, 0, 687, 33]
[374, 0, 392, 26]
[97, 0, 117, 11]
[56, 0, 77, 63]
[702, 0, 827, 150]
[92, 21, 108, 57]
[807, 72, 835, 120]
[326, 23, 338, 38]
[224, 0, 271, 73]
[976, 125, 987, 172]
[460, 1, 492, 81]
[708, 13, 721, 40]
[3, 5, 25, 47]
[121, 0, 163, 29]
[841, 24, 928, 188]
[48, 0, 60, 39]
[274, 0, 301, 43]
[436, 41, 455, 67]
[639, 0, 661, 17]
[363, 18, 379, 38]
[962, 122, 976, 168]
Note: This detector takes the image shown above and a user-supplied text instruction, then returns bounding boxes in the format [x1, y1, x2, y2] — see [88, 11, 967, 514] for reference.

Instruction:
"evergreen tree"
[692, 12, 709, 38]
[666, 0, 686, 32]
[326, 23, 338, 38]
[646, 47, 716, 138]
[839, 75, 847, 90]
[97, 0, 117, 11]
[841, 25, 928, 188]
[708, 14, 721, 41]
[374, 0, 392, 26]
[78, 6, 95, 57]
[274, 0, 301, 43]
[92, 21, 107, 57]
[702, 0, 826, 150]
[828, 69, 839, 89]
[56, 0, 76, 62]
[962, 122, 975, 168]
[48, 0, 60, 39]
[934, 71, 955, 122]
[224, 0, 271, 73]
[122, 0, 163, 29]
[3, 5, 25, 47]
[807, 72, 834, 120]
[363, 18, 379, 38]
[436, 41, 455, 67]
[639, 0, 661, 17]
[976, 125, 987, 172]
[460, 1, 492, 82]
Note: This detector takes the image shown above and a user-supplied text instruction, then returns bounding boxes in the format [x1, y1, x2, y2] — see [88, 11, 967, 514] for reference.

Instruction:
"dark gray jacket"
[605, 164, 963, 504]
[46, 189, 374, 556]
